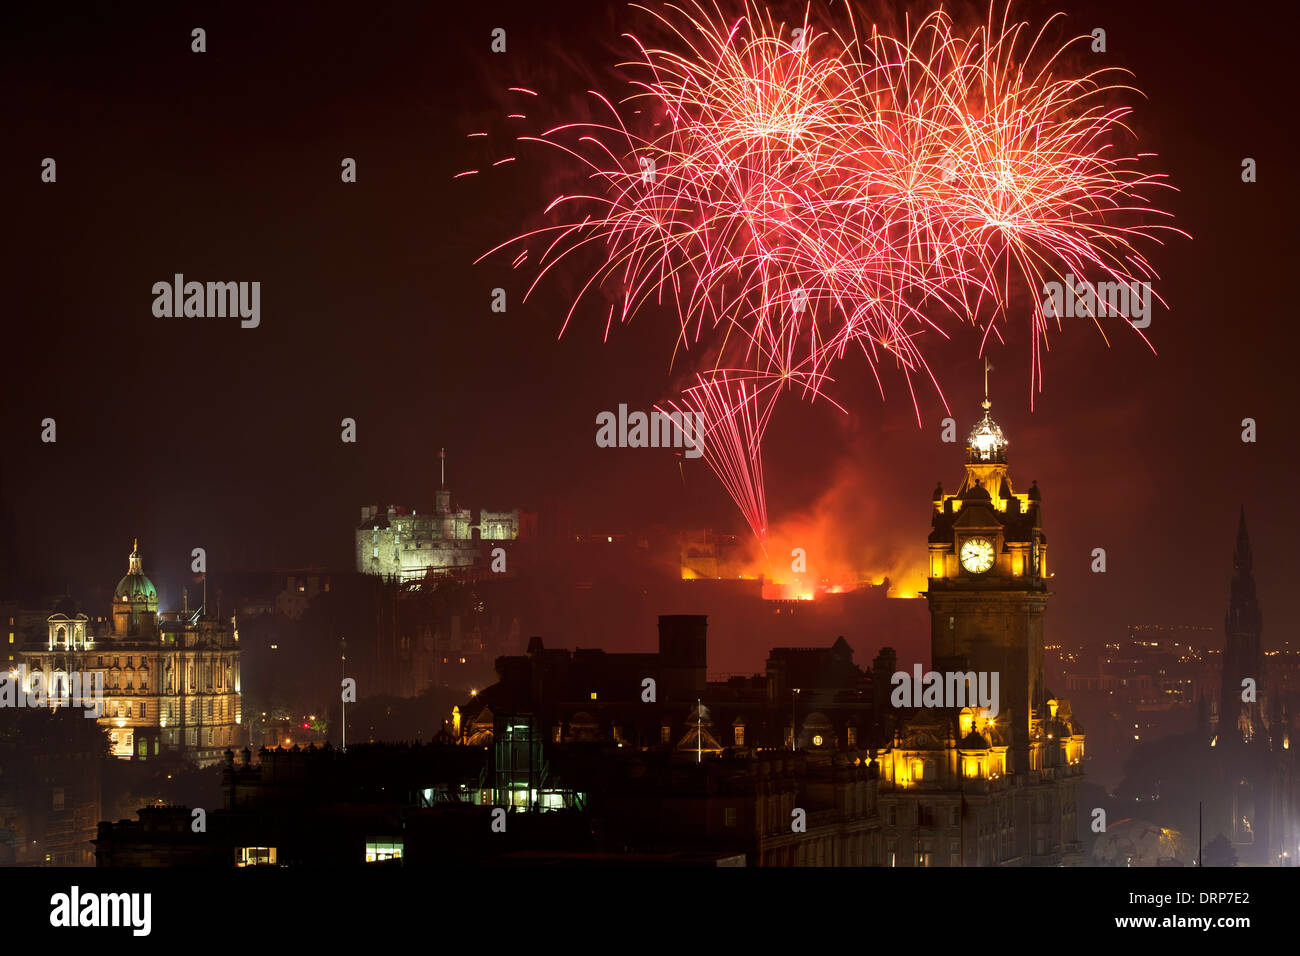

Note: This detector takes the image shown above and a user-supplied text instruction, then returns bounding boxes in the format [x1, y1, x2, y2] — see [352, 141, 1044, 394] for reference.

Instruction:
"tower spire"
[967, 360, 1006, 464]
[1234, 506, 1253, 572]
[1222, 507, 1264, 746]
[440, 447, 446, 488]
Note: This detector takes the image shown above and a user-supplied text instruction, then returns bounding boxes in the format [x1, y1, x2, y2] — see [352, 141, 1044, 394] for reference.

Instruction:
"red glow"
[479, 2, 1185, 541]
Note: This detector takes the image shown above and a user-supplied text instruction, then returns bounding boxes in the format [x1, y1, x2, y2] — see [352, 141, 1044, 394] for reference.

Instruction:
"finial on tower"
[128, 538, 142, 574]
[967, 359, 1007, 463]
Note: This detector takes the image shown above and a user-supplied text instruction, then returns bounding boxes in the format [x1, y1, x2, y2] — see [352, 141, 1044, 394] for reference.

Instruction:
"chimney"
[658, 615, 707, 701]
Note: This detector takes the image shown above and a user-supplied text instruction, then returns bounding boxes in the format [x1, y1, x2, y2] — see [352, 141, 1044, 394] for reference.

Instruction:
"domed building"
[20, 539, 243, 766]
[111, 539, 159, 638]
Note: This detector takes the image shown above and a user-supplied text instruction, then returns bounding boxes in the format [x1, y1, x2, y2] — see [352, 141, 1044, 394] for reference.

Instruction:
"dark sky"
[2, 0, 1297, 653]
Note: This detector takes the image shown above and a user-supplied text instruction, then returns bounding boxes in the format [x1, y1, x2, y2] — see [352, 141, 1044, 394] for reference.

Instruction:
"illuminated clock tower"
[924, 375, 1049, 776]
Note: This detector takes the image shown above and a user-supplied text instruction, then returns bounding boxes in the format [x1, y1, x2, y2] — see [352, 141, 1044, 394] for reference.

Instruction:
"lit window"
[365, 840, 403, 863]
[237, 847, 277, 867]
[590, 692, 598, 700]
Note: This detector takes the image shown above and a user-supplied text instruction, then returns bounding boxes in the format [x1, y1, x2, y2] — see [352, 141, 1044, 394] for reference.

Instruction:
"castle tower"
[1220, 508, 1265, 746]
[923, 377, 1048, 775]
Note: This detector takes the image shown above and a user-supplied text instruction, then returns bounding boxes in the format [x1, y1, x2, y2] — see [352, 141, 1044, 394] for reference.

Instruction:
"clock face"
[960, 536, 995, 573]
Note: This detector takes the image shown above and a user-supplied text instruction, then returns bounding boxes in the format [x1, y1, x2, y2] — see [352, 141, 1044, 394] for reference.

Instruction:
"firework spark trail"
[475, 1, 1186, 541]
[658, 369, 807, 542]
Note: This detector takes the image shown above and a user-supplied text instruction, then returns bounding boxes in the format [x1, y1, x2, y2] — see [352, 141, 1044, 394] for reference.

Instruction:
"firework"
[474, 1, 1185, 540]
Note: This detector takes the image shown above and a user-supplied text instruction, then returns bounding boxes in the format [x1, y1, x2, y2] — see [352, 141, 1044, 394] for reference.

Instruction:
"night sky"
[3, 0, 1297, 659]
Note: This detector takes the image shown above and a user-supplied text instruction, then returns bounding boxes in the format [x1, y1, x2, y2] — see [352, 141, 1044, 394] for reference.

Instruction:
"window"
[237, 847, 277, 867]
[365, 840, 403, 863]
[724, 807, 738, 828]
[52, 787, 64, 811]
[661, 725, 671, 744]
[734, 725, 745, 746]
[140, 703, 146, 719]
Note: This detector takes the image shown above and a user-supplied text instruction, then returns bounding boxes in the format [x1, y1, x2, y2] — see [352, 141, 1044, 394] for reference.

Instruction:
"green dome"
[115, 539, 158, 604]
[115, 572, 157, 602]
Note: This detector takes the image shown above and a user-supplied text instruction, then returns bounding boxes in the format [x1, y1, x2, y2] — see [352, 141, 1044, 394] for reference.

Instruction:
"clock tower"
[924, 381, 1048, 776]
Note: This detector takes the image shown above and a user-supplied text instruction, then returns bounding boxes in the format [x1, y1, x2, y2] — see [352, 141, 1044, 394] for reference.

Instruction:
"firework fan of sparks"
[471, 0, 1186, 542]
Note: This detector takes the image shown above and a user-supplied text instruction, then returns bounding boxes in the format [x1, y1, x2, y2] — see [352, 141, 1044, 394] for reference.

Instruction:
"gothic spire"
[1226, 508, 1261, 637]
[1233, 507, 1252, 574]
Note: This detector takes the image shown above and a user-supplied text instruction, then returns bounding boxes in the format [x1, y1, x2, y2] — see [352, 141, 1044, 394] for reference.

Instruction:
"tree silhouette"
[1203, 833, 1238, 867]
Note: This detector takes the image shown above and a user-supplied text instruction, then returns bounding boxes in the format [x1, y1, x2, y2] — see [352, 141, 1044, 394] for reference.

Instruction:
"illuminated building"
[873, 386, 1086, 865]
[355, 450, 535, 581]
[18, 540, 243, 766]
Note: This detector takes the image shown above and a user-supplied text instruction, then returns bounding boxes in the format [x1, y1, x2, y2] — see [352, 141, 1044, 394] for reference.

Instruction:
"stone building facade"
[18, 540, 243, 767]
[874, 391, 1085, 865]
